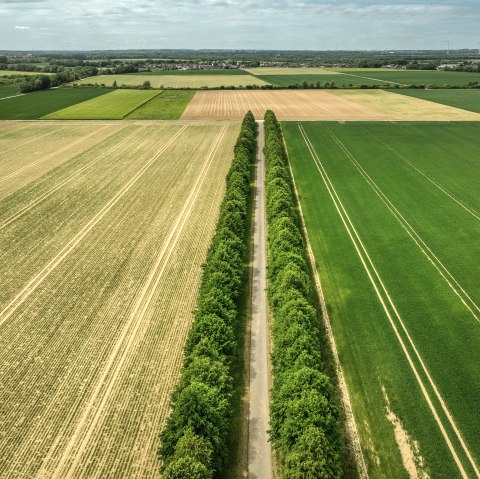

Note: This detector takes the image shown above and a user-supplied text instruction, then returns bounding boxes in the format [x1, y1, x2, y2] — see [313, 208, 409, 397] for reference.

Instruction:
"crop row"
[158, 112, 257, 478]
[264, 110, 344, 478]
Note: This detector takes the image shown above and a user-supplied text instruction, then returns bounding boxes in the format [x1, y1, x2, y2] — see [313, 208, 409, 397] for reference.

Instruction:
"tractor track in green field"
[327, 129, 480, 324]
[366, 132, 480, 222]
[298, 123, 480, 479]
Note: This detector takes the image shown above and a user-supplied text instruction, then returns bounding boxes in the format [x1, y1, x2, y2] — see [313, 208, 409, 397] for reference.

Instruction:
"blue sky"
[1, 0, 479, 51]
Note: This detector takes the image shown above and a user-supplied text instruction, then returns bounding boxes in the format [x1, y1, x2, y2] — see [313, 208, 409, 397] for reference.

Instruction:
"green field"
[0, 85, 19, 99]
[284, 121, 480, 478]
[43, 89, 160, 119]
[0, 88, 111, 120]
[125, 90, 195, 119]
[393, 89, 480, 114]
[337, 69, 480, 86]
[254, 73, 384, 87]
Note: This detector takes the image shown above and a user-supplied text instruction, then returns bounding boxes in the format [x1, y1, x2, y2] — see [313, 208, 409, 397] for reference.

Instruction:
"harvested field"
[0, 122, 126, 199]
[75, 74, 268, 88]
[0, 120, 240, 479]
[181, 90, 480, 121]
[330, 90, 480, 120]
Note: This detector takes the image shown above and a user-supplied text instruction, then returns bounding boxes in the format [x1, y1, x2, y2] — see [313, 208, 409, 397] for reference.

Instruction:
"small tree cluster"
[158, 112, 257, 478]
[264, 110, 343, 478]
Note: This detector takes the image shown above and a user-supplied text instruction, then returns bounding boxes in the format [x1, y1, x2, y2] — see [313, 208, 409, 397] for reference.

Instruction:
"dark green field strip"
[131, 69, 250, 76]
[393, 89, 480, 114]
[253, 74, 380, 87]
[0, 88, 111, 120]
[284, 121, 480, 478]
[338, 70, 480, 87]
[0, 85, 19, 99]
[125, 90, 195, 120]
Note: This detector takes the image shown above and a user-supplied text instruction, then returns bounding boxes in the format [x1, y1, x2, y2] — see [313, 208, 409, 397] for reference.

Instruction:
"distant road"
[248, 120, 273, 479]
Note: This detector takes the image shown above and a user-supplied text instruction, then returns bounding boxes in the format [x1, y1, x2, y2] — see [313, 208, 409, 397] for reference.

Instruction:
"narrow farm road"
[248, 120, 273, 479]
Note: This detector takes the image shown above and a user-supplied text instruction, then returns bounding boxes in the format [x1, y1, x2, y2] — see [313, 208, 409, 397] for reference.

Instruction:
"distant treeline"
[264, 110, 344, 477]
[158, 112, 257, 478]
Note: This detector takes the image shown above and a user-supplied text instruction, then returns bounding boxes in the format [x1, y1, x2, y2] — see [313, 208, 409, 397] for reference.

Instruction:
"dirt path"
[248, 121, 273, 479]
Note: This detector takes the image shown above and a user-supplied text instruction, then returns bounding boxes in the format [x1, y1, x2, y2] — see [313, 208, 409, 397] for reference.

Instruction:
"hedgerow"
[264, 110, 344, 478]
[158, 112, 257, 478]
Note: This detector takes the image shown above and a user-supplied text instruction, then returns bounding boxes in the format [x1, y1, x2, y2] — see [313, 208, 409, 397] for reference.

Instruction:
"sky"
[1, 0, 480, 51]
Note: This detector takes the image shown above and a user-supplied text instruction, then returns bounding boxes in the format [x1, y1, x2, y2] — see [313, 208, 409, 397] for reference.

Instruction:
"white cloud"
[14, 25, 30, 29]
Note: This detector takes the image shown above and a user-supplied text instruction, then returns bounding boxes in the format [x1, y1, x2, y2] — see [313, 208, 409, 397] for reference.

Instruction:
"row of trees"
[18, 66, 99, 93]
[264, 110, 344, 478]
[158, 112, 257, 479]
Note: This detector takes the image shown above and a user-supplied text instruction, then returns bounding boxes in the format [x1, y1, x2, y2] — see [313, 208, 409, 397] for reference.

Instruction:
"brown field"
[181, 90, 480, 121]
[0, 120, 240, 479]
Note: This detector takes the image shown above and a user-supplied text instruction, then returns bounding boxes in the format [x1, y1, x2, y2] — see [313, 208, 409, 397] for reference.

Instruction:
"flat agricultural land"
[0, 119, 240, 479]
[125, 90, 195, 120]
[181, 89, 480, 121]
[0, 70, 53, 77]
[132, 69, 250, 75]
[244, 67, 340, 75]
[334, 69, 480, 86]
[0, 85, 19, 99]
[43, 89, 160, 120]
[0, 88, 111, 120]
[75, 74, 268, 88]
[284, 121, 480, 478]
[253, 73, 382, 87]
[393, 89, 480, 114]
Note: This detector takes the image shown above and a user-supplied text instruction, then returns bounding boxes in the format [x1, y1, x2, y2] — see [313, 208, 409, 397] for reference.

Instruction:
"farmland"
[131, 68, 250, 75]
[181, 89, 480, 121]
[0, 85, 19, 99]
[0, 120, 240, 479]
[125, 90, 195, 120]
[393, 89, 480, 114]
[244, 67, 340, 75]
[75, 74, 268, 88]
[0, 88, 111, 120]
[43, 90, 160, 119]
[283, 121, 480, 478]
[0, 70, 53, 76]
[253, 73, 382, 87]
[335, 69, 480, 86]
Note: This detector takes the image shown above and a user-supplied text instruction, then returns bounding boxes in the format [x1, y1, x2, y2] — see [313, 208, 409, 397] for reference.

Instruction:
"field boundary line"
[0, 125, 112, 184]
[0, 125, 189, 330]
[0, 125, 143, 231]
[287, 135, 369, 479]
[122, 89, 164, 118]
[328, 129, 480, 323]
[299, 124, 474, 479]
[370, 132, 480, 222]
[39, 125, 227, 479]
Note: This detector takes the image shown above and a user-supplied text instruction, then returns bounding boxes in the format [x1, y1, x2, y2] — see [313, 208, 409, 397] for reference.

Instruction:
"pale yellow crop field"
[0, 70, 54, 76]
[182, 89, 480, 121]
[0, 122, 126, 199]
[330, 90, 480, 120]
[243, 67, 340, 75]
[75, 74, 268, 88]
[0, 120, 240, 479]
